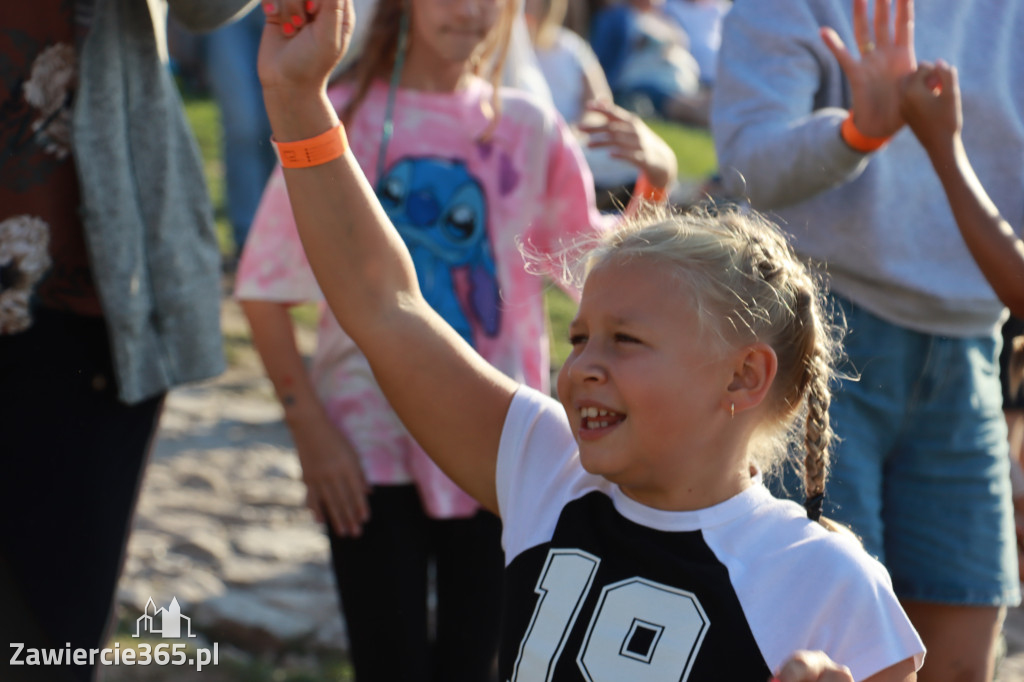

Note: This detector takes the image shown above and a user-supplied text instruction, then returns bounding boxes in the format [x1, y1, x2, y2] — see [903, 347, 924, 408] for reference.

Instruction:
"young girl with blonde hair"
[237, 0, 676, 678]
[253, 0, 925, 678]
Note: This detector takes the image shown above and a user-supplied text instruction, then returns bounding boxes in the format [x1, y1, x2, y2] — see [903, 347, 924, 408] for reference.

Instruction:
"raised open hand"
[821, 0, 916, 139]
[257, 0, 355, 97]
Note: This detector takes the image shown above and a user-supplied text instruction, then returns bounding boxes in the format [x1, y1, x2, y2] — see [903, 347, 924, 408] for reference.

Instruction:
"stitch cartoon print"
[378, 156, 501, 346]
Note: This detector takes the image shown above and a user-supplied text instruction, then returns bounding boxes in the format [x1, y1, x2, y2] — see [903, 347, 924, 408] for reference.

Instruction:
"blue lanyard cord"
[376, 9, 410, 185]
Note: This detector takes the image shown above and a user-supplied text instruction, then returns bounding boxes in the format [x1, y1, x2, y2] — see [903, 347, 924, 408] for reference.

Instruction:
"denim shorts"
[820, 297, 1019, 606]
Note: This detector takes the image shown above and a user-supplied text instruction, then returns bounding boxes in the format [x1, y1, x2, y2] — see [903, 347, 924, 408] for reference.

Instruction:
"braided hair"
[566, 202, 843, 524]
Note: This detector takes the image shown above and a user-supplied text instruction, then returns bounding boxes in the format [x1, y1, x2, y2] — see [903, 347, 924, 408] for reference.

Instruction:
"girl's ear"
[724, 343, 777, 416]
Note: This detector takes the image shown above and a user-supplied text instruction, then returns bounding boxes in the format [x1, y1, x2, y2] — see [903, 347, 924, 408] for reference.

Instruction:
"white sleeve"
[707, 510, 925, 680]
[496, 386, 596, 565]
[791, 534, 925, 680]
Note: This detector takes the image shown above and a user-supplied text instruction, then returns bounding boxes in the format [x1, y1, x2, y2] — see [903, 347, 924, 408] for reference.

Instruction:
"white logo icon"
[133, 597, 196, 639]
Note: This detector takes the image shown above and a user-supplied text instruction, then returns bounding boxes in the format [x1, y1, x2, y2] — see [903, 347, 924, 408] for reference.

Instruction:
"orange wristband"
[633, 174, 668, 203]
[273, 123, 348, 168]
[840, 112, 891, 153]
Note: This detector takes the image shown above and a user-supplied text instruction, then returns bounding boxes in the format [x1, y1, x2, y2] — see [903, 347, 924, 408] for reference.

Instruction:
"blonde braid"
[791, 284, 836, 523]
[802, 346, 832, 521]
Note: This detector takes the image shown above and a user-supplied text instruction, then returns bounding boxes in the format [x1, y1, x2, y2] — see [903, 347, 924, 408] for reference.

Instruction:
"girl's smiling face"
[556, 256, 750, 509]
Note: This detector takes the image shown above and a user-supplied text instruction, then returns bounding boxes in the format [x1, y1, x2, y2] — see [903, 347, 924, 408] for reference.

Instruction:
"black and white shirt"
[496, 386, 925, 681]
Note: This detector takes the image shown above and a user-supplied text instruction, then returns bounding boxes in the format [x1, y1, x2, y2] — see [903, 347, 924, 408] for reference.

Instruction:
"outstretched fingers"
[820, 27, 858, 76]
[821, 0, 917, 139]
[851, 0, 872, 55]
[872, 0, 891, 50]
[583, 98, 629, 121]
[579, 101, 638, 151]
[892, 0, 914, 48]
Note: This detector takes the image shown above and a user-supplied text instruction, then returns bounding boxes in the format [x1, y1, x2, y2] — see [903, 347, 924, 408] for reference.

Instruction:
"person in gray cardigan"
[711, 0, 1024, 680]
[0, 0, 254, 678]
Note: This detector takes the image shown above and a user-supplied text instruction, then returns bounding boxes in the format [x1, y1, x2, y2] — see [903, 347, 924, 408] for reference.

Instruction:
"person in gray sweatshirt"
[711, 0, 1024, 679]
[0, 1, 254, 680]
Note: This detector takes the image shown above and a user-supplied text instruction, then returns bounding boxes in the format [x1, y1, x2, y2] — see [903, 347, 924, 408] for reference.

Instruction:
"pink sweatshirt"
[236, 77, 612, 518]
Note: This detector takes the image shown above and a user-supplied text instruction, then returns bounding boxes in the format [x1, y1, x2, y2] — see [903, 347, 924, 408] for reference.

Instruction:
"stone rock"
[117, 568, 225, 615]
[313, 613, 348, 651]
[139, 512, 225, 543]
[125, 529, 171, 562]
[136, 490, 241, 520]
[234, 478, 306, 508]
[170, 528, 233, 566]
[219, 556, 298, 586]
[191, 590, 319, 650]
[265, 460, 301, 479]
[116, 328, 344, 659]
[232, 526, 329, 563]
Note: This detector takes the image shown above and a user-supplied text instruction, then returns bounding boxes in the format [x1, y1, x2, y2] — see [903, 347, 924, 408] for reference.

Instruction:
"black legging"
[329, 485, 504, 682]
[0, 310, 163, 682]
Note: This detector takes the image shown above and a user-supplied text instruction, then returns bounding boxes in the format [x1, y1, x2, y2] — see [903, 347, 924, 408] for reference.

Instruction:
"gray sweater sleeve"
[710, 0, 869, 210]
[167, 0, 260, 33]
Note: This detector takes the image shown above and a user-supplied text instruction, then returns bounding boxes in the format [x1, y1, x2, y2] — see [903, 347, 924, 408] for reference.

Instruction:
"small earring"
[730, 402, 735, 419]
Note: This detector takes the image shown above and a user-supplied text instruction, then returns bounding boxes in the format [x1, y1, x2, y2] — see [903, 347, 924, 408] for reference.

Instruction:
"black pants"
[329, 485, 504, 682]
[0, 311, 163, 682]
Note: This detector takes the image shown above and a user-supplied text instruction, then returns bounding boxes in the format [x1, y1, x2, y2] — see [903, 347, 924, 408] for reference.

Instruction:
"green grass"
[213, 656, 354, 682]
[646, 120, 718, 180]
[182, 94, 233, 256]
[545, 285, 575, 368]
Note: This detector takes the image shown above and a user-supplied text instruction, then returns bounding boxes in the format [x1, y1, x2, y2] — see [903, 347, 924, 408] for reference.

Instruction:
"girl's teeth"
[581, 407, 612, 418]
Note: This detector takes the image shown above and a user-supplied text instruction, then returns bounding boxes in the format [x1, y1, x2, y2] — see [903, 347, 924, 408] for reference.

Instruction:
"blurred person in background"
[712, 0, 1024, 678]
[202, 5, 276, 264]
[0, 1, 254, 679]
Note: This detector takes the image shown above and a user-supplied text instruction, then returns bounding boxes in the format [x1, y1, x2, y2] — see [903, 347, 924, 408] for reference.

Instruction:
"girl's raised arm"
[901, 62, 1024, 317]
[256, 0, 519, 512]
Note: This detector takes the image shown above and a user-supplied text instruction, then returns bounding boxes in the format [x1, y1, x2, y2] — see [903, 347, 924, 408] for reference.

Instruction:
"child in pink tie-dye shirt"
[235, 0, 677, 677]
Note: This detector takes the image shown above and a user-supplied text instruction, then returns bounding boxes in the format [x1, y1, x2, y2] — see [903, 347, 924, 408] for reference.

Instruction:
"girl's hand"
[773, 651, 853, 682]
[579, 100, 678, 192]
[900, 61, 962, 155]
[288, 410, 371, 537]
[821, 0, 916, 139]
[258, 0, 355, 98]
